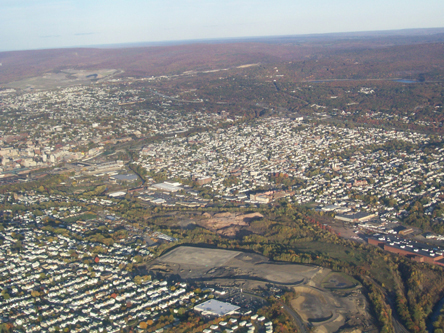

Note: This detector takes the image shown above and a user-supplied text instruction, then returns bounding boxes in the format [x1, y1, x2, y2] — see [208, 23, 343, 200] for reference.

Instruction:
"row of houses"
[0, 216, 198, 332]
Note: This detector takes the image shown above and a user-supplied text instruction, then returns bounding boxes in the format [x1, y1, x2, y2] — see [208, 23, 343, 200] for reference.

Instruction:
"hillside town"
[1, 84, 444, 235]
[137, 118, 444, 228]
[1, 76, 444, 332]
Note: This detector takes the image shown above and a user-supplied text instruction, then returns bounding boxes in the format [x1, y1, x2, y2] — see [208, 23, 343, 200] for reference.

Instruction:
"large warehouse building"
[368, 235, 444, 265]
[194, 299, 240, 317]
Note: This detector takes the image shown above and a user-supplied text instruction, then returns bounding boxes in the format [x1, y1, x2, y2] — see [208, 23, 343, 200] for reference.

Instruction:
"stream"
[428, 297, 444, 332]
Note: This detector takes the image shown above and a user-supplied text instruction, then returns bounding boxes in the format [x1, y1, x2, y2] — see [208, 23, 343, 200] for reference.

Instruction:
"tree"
[1, 290, 10, 300]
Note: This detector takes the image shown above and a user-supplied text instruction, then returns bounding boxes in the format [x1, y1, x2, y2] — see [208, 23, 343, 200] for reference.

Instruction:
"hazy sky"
[1, 0, 443, 52]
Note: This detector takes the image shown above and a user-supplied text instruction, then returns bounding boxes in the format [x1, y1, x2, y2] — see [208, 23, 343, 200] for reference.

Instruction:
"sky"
[1, 0, 443, 52]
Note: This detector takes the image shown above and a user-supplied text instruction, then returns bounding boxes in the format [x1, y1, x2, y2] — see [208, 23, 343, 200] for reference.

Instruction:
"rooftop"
[194, 299, 240, 317]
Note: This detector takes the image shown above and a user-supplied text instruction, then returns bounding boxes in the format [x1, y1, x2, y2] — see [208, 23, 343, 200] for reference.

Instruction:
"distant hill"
[1, 28, 444, 85]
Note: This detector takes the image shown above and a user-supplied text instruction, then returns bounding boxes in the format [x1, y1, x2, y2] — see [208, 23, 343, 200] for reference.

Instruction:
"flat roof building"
[335, 212, 376, 223]
[152, 182, 182, 192]
[194, 299, 240, 317]
[111, 174, 138, 182]
[108, 191, 126, 198]
[368, 235, 444, 265]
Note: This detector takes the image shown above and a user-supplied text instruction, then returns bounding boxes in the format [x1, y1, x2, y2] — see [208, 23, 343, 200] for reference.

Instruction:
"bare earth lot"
[198, 212, 264, 237]
[159, 246, 241, 267]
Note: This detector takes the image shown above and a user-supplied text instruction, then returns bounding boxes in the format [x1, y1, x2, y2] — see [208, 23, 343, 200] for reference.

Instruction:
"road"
[278, 301, 309, 333]
[370, 276, 409, 333]
[386, 295, 410, 333]
[392, 318, 410, 333]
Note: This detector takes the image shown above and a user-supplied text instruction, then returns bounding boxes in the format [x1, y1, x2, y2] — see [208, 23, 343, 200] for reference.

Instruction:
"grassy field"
[296, 241, 395, 289]
[64, 213, 97, 223]
[321, 271, 359, 290]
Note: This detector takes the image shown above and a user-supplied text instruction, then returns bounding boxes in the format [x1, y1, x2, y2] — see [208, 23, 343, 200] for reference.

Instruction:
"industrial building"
[368, 235, 444, 265]
[84, 161, 125, 175]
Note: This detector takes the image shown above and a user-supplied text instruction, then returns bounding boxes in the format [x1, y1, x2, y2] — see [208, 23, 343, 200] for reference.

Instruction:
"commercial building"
[194, 299, 240, 317]
[250, 193, 270, 203]
[335, 212, 376, 223]
[108, 191, 127, 198]
[193, 176, 212, 186]
[152, 182, 182, 193]
[250, 190, 294, 204]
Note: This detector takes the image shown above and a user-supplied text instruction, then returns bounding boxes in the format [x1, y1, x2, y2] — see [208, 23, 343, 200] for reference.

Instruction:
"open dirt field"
[198, 212, 264, 237]
[152, 246, 324, 284]
[292, 284, 371, 333]
[159, 246, 241, 267]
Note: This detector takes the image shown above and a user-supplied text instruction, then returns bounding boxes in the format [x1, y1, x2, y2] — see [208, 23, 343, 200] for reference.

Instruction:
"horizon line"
[1, 26, 444, 53]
